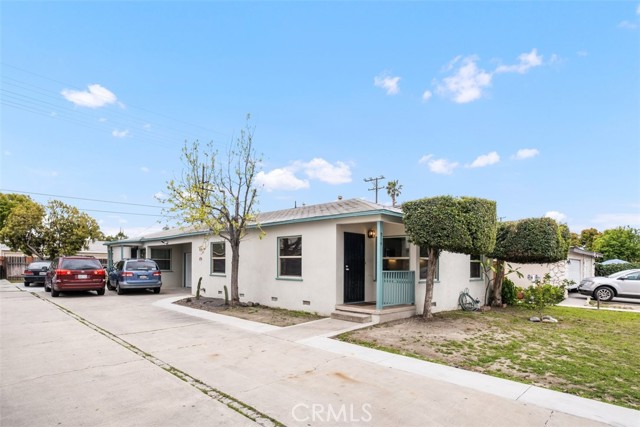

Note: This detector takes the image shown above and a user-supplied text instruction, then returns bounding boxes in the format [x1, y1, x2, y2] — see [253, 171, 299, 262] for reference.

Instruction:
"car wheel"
[153, 288, 160, 294]
[24, 282, 29, 287]
[116, 282, 124, 295]
[594, 286, 615, 302]
[44, 282, 50, 292]
[97, 288, 105, 296]
[107, 281, 115, 291]
[51, 287, 60, 297]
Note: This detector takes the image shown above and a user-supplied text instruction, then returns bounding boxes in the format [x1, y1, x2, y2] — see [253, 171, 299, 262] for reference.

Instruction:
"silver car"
[577, 269, 640, 301]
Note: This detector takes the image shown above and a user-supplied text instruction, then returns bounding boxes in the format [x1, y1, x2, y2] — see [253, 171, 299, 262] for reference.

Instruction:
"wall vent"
[218, 290, 222, 295]
[239, 293, 245, 297]
[431, 301, 437, 306]
[302, 300, 310, 306]
[271, 296, 278, 301]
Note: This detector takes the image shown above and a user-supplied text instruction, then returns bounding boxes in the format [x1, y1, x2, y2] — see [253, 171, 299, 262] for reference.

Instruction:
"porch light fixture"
[367, 229, 376, 239]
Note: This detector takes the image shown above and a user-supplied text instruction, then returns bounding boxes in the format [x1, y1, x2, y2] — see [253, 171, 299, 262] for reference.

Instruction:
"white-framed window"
[383, 237, 410, 271]
[278, 236, 302, 277]
[150, 248, 171, 271]
[211, 242, 225, 274]
[419, 246, 439, 281]
[470, 254, 483, 279]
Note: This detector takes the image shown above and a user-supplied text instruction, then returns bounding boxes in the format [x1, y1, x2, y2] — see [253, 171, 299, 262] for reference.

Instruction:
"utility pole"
[364, 175, 385, 204]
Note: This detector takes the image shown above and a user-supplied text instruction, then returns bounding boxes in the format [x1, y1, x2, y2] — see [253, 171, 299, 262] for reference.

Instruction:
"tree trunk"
[230, 238, 240, 306]
[491, 259, 505, 306]
[422, 248, 439, 319]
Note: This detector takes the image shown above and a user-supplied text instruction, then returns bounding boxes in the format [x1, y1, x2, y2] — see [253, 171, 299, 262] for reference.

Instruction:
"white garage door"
[567, 258, 582, 283]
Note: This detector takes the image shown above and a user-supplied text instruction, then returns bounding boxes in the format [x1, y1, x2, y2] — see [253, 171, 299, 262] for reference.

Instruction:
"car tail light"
[24, 270, 33, 275]
[94, 269, 105, 276]
[122, 272, 134, 277]
[56, 269, 73, 276]
[152, 271, 161, 277]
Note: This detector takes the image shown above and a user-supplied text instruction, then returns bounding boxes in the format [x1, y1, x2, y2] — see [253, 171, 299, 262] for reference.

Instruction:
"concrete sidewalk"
[2, 280, 638, 427]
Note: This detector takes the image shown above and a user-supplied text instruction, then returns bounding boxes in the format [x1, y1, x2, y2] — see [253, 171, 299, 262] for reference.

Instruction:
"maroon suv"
[45, 256, 106, 297]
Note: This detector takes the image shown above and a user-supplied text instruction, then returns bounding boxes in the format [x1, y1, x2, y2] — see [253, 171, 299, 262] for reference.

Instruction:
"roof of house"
[569, 246, 602, 258]
[106, 198, 402, 245]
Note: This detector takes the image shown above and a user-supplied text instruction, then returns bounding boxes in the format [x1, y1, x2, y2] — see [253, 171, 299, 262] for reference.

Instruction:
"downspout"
[376, 220, 384, 310]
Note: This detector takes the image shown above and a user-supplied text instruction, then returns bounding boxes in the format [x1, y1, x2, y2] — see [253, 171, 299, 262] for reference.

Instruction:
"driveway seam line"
[27, 290, 285, 427]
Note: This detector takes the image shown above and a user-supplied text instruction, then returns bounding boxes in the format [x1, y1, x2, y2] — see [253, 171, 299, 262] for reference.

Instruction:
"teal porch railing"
[382, 270, 415, 307]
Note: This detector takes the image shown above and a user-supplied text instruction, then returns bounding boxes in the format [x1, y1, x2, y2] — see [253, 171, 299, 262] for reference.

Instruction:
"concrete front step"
[330, 310, 372, 323]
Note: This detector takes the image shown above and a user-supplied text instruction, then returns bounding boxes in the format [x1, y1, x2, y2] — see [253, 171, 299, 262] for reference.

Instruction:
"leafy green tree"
[43, 200, 102, 258]
[488, 218, 570, 306]
[104, 230, 129, 241]
[579, 228, 601, 251]
[0, 199, 101, 258]
[0, 193, 32, 230]
[569, 232, 580, 247]
[403, 195, 497, 319]
[385, 180, 403, 207]
[0, 198, 46, 256]
[593, 226, 640, 262]
[163, 117, 261, 306]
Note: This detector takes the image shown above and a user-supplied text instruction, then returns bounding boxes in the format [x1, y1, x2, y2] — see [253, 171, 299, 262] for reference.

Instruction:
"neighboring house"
[106, 199, 488, 322]
[508, 246, 601, 288]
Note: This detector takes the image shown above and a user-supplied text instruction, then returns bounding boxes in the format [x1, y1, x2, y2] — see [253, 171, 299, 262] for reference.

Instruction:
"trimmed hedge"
[402, 195, 497, 255]
[595, 262, 640, 277]
[490, 217, 570, 263]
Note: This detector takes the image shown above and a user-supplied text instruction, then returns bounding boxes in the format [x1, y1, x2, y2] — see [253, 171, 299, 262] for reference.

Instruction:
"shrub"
[516, 276, 565, 317]
[501, 277, 517, 306]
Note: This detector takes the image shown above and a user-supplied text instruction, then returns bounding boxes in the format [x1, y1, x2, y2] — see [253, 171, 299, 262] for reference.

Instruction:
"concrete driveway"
[2, 281, 638, 427]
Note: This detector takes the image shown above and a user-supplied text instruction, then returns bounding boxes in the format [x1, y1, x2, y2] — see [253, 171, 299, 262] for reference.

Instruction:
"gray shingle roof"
[106, 198, 401, 245]
[257, 198, 401, 225]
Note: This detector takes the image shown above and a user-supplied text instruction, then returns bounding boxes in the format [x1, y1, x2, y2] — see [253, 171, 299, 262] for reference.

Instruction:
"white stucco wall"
[509, 249, 598, 289]
[414, 251, 487, 314]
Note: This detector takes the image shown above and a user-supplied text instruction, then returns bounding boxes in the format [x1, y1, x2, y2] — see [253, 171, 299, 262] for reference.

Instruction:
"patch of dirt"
[174, 297, 325, 327]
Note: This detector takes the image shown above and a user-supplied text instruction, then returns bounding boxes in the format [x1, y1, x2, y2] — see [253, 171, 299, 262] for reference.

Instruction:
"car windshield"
[126, 261, 158, 271]
[61, 259, 102, 270]
[27, 262, 51, 270]
[607, 269, 639, 279]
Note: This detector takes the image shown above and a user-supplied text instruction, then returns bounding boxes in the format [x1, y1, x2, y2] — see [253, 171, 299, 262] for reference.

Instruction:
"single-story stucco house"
[106, 198, 491, 322]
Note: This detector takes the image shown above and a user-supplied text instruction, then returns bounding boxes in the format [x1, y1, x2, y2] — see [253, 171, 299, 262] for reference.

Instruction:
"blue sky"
[1, 1, 639, 238]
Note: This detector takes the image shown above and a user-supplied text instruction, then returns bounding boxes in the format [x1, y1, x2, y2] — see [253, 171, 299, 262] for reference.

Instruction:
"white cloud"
[591, 213, 640, 229]
[374, 73, 401, 95]
[112, 129, 130, 138]
[435, 56, 492, 103]
[296, 158, 352, 184]
[61, 84, 118, 108]
[154, 192, 167, 201]
[467, 151, 500, 168]
[422, 90, 432, 102]
[513, 148, 540, 160]
[618, 20, 638, 30]
[495, 49, 543, 74]
[419, 154, 459, 175]
[141, 166, 150, 173]
[256, 169, 310, 192]
[545, 211, 567, 222]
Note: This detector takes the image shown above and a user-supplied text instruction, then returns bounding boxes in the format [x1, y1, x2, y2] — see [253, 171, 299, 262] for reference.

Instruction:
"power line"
[0, 189, 164, 209]
[364, 175, 386, 204]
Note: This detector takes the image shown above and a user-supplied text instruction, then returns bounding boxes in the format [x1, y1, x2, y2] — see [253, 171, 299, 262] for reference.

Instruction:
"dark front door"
[344, 232, 365, 303]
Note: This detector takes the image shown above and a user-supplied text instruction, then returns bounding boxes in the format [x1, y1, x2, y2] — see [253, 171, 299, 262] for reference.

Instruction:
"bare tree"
[164, 116, 261, 306]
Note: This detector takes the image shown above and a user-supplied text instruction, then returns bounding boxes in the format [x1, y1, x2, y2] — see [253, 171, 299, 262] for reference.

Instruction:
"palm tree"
[386, 180, 403, 207]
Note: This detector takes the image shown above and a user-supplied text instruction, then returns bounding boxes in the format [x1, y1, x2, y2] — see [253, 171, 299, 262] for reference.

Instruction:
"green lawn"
[338, 306, 640, 410]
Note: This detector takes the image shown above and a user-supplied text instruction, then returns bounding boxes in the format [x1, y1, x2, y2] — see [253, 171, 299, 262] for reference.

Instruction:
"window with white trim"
[150, 248, 171, 271]
[470, 254, 483, 279]
[383, 237, 410, 271]
[211, 242, 225, 274]
[278, 236, 302, 277]
[419, 246, 439, 281]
